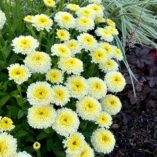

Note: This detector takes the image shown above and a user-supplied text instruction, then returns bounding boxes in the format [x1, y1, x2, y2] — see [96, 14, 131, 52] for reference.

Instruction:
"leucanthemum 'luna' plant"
[0, 117, 15, 132]
[51, 43, 71, 58]
[43, 0, 56, 8]
[65, 39, 81, 55]
[17, 151, 32, 157]
[24, 51, 51, 74]
[58, 57, 83, 75]
[46, 69, 63, 84]
[63, 132, 85, 155]
[12, 35, 39, 55]
[27, 81, 53, 106]
[91, 128, 115, 154]
[66, 75, 88, 99]
[8, 63, 31, 84]
[6, 0, 127, 156]
[51, 85, 70, 107]
[53, 108, 80, 137]
[32, 14, 53, 32]
[88, 77, 107, 99]
[0, 132, 17, 157]
[76, 96, 102, 121]
[101, 94, 122, 115]
[0, 10, 6, 29]
[27, 104, 57, 129]
[54, 12, 75, 29]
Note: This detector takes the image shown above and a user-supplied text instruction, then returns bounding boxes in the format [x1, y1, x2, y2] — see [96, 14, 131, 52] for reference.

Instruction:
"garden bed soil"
[106, 47, 157, 157]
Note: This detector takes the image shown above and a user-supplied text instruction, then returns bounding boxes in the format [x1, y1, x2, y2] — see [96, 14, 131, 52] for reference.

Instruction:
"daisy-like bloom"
[0, 132, 17, 157]
[51, 44, 71, 58]
[33, 141, 41, 151]
[43, 0, 56, 8]
[66, 75, 88, 99]
[76, 17, 95, 32]
[77, 33, 97, 51]
[51, 85, 70, 107]
[24, 15, 34, 23]
[8, 63, 31, 84]
[53, 108, 80, 137]
[32, 14, 53, 32]
[0, 117, 15, 131]
[63, 132, 85, 155]
[24, 51, 51, 74]
[96, 112, 112, 128]
[46, 69, 63, 84]
[17, 151, 32, 157]
[54, 12, 75, 29]
[88, 77, 107, 99]
[12, 35, 39, 55]
[65, 39, 81, 55]
[0, 10, 6, 30]
[95, 28, 113, 42]
[99, 42, 113, 58]
[91, 128, 115, 154]
[99, 59, 119, 73]
[76, 96, 102, 121]
[68, 142, 94, 157]
[90, 49, 108, 64]
[27, 104, 57, 129]
[106, 18, 116, 27]
[105, 71, 126, 93]
[66, 4, 80, 11]
[101, 94, 122, 115]
[106, 26, 119, 36]
[58, 57, 83, 75]
[56, 29, 70, 41]
[95, 17, 106, 24]
[87, 4, 104, 18]
[27, 81, 53, 106]
[76, 7, 95, 19]
[88, 0, 102, 4]
[113, 46, 123, 61]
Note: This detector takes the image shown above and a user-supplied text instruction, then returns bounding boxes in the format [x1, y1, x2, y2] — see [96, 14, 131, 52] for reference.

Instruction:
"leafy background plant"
[0, 0, 157, 156]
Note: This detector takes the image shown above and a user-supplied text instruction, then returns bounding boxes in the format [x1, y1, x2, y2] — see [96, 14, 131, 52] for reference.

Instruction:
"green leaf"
[0, 95, 10, 108]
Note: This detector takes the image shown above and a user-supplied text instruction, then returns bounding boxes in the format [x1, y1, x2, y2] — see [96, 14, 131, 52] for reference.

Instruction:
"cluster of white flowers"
[4, 0, 127, 156]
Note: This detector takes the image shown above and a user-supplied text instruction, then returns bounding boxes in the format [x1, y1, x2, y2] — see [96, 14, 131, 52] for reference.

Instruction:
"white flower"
[66, 75, 88, 99]
[58, 57, 83, 75]
[65, 39, 82, 55]
[91, 128, 115, 154]
[12, 35, 39, 55]
[8, 63, 31, 84]
[75, 17, 95, 32]
[0, 132, 17, 157]
[17, 151, 32, 157]
[77, 33, 97, 51]
[32, 14, 53, 32]
[53, 108, 80, 137]
[88, 77, 107, 99]
[76, 7, 96, 19]
[63, 132, 85, 155]
[24, 51, 51, 74]
[54, 12, 75, 29]
[0, 10, 6, 29]
[95, 28, 113, 42]
[76, 96, 102, 121]
[51, 43, 71, 58]
[27, 104, 57, 129]
[27, 81, 53, 106]
[51, 85, 70, 107]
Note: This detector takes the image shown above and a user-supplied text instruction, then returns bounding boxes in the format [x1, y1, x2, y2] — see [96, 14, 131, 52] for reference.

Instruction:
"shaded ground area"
[106, 47, 157, 157]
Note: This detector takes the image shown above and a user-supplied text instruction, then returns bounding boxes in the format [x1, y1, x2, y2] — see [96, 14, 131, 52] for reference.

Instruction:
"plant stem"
[36, 150, 41, 157]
